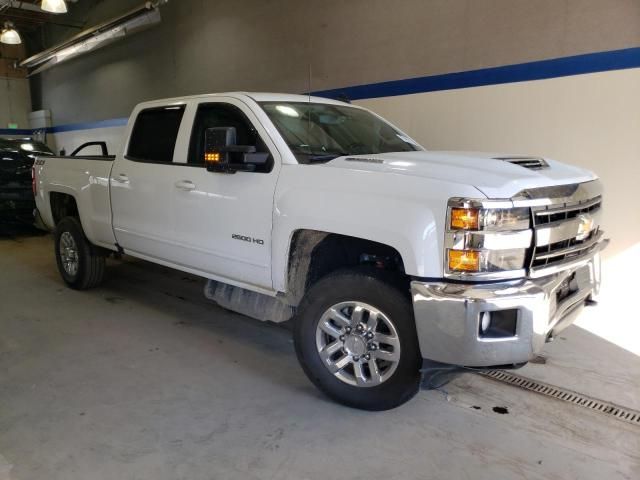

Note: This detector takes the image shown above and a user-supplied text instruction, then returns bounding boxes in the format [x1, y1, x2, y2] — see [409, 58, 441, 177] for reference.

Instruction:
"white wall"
[356, 68, 640, 354]
[50, 125, 126, 156]
[356, 68, 640, 262]
[0, 76, 31, 129]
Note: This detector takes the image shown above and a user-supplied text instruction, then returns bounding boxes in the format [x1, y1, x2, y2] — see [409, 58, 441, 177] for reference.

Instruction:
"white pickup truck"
[34, 92, 607, 410]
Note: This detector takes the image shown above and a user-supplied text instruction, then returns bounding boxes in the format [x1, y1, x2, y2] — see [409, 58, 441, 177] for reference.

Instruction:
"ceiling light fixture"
[41, 0, 68, 14]
[22, 2, 165, 75]
[0, 22, 22, 45]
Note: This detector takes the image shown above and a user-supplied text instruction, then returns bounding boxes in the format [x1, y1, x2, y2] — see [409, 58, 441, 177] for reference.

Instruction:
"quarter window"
[127, 106, 185, 163]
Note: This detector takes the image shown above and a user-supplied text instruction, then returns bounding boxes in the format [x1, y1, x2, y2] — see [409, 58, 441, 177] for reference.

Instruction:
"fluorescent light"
[1, 22, 21, 45]
[22, 4, 162, 75]
[41, 0, 68, 14]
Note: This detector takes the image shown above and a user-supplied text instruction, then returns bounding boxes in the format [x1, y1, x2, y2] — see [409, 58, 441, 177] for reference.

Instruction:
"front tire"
[294, 268, 421, 410]
[54, 216, 105, 290]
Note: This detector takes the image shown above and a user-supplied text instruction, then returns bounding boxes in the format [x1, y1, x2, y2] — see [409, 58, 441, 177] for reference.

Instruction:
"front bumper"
[410, 245, 606, 367]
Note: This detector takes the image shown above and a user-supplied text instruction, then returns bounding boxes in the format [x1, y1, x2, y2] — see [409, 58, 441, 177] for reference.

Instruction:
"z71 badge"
[232, 234, 264, 245]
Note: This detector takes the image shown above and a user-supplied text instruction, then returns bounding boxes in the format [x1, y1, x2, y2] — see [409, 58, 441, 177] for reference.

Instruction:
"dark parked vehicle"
[0, 138, 54, 225]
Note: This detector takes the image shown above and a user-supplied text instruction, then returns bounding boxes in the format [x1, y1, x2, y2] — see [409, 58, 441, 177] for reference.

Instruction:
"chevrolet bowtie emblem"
[576, 214, 594, 241]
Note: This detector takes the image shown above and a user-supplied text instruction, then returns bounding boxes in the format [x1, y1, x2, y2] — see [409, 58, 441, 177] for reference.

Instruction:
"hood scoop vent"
[494, 156, 549, 170]
[345, 157, 384, 164]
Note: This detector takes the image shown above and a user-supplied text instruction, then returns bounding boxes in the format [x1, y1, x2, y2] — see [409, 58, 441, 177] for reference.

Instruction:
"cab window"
[188, 103, 273, 173]
[127, 105, 185, 163]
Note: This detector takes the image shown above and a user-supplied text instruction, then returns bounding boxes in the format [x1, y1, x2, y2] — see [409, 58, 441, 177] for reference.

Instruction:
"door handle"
[113, 173, 129, 184]
[174, 180, 196, 191]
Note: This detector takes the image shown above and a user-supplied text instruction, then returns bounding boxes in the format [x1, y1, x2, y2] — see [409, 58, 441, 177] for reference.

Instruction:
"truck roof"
[134, 92, 351, 109]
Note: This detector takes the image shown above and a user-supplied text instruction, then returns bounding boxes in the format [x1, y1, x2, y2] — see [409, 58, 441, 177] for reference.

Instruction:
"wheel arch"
[280, 229, 411, 306]
[43, 187, 116, 250]
[46, 190, 100, 246]
[49, 191, 80, 225]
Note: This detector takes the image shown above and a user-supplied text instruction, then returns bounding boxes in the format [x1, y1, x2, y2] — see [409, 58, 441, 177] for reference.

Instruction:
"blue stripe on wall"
[48, 117, 129, 133]
[3, 47, 639, 135]
[0, 129, 34, 135]
[311, 46, 640, 100]
[0, 118, 128, 136]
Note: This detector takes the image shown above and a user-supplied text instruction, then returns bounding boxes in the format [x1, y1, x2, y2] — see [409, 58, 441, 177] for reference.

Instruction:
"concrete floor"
[1, 232, 638, 480]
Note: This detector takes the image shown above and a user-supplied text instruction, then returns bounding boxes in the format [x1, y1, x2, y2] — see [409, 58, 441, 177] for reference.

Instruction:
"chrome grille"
[531, 231, 602, 268]
[533, 196, 601, 225]
[530, 196, 602, 273]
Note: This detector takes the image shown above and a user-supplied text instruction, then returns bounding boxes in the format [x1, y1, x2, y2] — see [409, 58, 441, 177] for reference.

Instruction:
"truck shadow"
[100, 254, 640, 410]
[9, 235, 637, 410]
[99, 255, 317, 397]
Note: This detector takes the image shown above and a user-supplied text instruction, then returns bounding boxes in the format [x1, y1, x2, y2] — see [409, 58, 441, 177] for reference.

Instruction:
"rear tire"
[54, 216, 105, 290]
[294, 268, 421, 410]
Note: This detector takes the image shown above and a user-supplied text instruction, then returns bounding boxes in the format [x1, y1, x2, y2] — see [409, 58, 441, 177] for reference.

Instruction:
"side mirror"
[204, 127, 269, 173]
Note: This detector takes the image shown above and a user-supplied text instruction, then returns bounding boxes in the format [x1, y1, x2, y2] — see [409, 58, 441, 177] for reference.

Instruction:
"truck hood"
[322, 151, 596, 198]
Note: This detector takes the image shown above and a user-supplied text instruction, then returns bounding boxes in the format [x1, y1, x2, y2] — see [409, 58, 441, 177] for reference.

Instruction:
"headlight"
[445, 200, 532, 279]
[449, 207, 530, 231]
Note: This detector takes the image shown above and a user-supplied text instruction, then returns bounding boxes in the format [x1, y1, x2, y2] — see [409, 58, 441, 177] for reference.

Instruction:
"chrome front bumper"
[410, 247, 605, 367]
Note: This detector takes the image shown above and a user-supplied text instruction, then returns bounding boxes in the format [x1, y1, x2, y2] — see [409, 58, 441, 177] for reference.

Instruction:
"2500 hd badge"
[232, 233, 264, 245]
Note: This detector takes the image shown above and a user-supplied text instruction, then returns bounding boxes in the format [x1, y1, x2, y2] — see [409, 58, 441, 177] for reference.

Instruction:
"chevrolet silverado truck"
[33, 93, 607, 410]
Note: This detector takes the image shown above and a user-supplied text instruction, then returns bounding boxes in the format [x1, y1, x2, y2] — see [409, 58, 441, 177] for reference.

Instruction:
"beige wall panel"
[357, 69, 640, 330]
[0, 77, 31, 129]
[357, 68, 640, 258]
[564, 0, 640, 54]
[32, 0, 640, 124]
[356, 69, 640, 316]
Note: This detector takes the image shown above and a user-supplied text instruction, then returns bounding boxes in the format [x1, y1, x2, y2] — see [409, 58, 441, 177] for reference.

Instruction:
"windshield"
[260, 102, 422, 163]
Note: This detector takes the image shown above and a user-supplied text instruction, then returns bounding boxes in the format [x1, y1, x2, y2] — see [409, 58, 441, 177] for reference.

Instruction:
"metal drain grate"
[480, 370, 640, 426]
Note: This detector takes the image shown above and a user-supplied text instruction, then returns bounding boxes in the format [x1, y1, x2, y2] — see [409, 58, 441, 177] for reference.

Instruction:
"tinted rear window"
[127, 106, 185, 163]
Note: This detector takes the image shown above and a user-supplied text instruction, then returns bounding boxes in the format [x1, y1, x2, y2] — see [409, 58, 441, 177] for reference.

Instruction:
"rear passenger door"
[169, 98, 280, 290]
[111, 104, 186, 261]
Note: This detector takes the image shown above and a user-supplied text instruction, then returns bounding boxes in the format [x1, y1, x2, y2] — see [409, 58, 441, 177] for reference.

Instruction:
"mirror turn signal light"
[205, 152, 221, 163]
[450, 207, 479, 230]
[448, 249, 480, 272]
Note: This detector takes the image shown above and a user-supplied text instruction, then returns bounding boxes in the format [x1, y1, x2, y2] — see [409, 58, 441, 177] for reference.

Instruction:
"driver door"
[169, 98, 280, 290]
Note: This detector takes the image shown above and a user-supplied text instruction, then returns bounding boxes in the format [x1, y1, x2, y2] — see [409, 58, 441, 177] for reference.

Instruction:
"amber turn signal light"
[448, 249, 480, 272]
[205, 152, 221, 163]
[450, 207, 479, 230]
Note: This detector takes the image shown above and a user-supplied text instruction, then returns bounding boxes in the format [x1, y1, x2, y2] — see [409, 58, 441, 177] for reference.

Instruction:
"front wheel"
[294, 268, 422, 410]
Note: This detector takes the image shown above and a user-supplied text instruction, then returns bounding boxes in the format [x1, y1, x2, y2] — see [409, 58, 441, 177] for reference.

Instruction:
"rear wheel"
[54, 216, 105, 290]
[294, 268, 421, 410]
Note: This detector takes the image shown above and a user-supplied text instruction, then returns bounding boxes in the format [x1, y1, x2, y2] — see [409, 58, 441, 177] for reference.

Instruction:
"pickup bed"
[34, 92, 607, 410]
